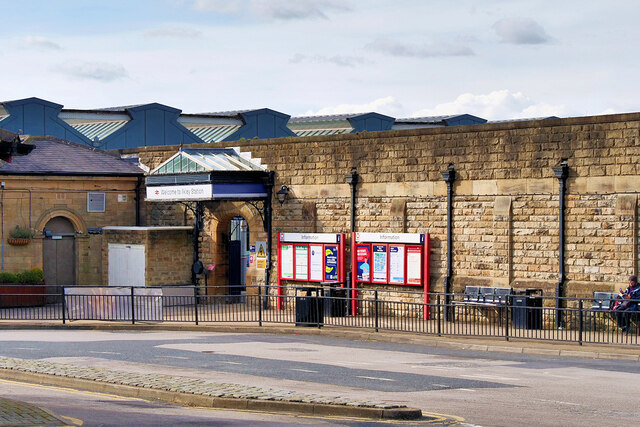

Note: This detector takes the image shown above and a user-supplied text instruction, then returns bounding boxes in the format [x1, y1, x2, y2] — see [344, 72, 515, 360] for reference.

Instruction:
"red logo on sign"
[155, 190, 160, 195]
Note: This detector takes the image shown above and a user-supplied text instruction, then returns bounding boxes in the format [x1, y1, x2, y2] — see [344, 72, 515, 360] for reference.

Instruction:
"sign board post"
[277, 233, 346, 310]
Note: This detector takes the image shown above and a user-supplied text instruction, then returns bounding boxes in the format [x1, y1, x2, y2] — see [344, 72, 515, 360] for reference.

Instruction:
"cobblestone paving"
[0, 357, 403, 409]
[0, 397, 65, 426]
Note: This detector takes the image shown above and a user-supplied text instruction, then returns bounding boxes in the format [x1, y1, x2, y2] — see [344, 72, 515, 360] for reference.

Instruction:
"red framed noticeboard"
[351, 232, 431, 319]
[277, 233, 346, 309]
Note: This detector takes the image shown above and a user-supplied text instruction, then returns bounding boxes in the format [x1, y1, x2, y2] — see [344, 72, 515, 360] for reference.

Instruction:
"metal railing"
[0, 284, 638, 346]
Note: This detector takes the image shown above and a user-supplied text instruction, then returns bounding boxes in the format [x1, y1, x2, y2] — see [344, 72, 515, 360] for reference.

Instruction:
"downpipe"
[441, 164, 455, 322]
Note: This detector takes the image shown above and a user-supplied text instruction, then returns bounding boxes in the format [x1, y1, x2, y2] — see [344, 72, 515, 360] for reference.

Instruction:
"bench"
[591, 292, 619, 312]
[456, 286, 511, 325]
[462, 286, 511, 306]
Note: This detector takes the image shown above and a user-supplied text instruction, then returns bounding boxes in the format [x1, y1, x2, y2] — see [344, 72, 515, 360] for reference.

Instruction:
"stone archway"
[201, 201, 265, 295]
[42, 216, 76, 293]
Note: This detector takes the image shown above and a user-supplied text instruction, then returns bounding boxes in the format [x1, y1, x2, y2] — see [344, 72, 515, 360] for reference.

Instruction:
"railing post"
[130, 287, 135, 325]
[437, 294, 442, 336]
[258, 284, 263, 327]
[578, 299, 583, 346]
[61, 286, 66, 325]
[375, 290, 379, 332]
[505, 299, 510, 342]
[194, 286, 199, 325]
[316, 287, 322, 329]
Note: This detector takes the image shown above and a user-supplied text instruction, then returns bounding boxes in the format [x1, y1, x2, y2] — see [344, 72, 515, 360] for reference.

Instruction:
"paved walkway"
[0, 356, 421, 420]
[0, 397, 65, 426]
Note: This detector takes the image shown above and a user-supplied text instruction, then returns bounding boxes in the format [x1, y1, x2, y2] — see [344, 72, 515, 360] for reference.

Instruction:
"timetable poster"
[372, 245, 388, 283]
[280, 244, 294, 279]
[356, 244, 371, 282]
[389, 245, 405, 284]
[324, 245, 338, 281]
[406, 246, 422, 285]
[309, 244, 324, 281]
[295, 244, 309, 280]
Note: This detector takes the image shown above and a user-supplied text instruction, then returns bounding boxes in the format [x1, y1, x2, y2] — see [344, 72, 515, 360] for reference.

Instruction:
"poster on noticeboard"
[280, 244, 294, 279]
[356, 244, 371, 282]
[406, 246, 422, 285]
[388, 245, 405, 284]
[309, 244, 323, 281]
[372, 244, 388, 283]
[324, 245, 338, 281]
[295, 244, 308, 280]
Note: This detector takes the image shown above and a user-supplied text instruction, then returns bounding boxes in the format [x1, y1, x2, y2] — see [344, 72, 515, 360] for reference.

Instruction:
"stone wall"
[126, 113, 640, 295]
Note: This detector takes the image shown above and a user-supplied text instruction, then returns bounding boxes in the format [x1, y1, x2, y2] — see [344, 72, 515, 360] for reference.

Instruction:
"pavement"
[0, 397, 67, 426]
[0, 321, 638, 422]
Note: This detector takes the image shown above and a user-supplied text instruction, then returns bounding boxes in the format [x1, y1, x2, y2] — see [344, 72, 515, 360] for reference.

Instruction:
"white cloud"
[410, 90, 565, 121]
[302, 96, 403, 117]
[289, 53, 369, 67]
[191, 0, 346, 20]
[143, 27, 203, 38]
[493, 18, 551, 44]
[53, 61, 128, 82]
[369, 38, 474, 58]
[15, 36, 61, 51]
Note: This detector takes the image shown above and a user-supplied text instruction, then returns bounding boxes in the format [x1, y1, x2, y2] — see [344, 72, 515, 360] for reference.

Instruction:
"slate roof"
[0, 136, 144, 175]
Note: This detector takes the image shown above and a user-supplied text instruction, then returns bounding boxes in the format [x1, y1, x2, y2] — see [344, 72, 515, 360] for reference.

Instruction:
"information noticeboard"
[352, 232, 428, 288]
[277, 233, 347, 310]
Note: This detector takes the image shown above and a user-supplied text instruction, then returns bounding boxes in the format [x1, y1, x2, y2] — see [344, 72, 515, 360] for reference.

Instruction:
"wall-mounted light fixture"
[276, 185, 290, 205]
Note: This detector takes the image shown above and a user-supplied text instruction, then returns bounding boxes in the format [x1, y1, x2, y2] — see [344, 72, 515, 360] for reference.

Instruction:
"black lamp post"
[553, 159, 569, 328]
[441, 163, 456, 321]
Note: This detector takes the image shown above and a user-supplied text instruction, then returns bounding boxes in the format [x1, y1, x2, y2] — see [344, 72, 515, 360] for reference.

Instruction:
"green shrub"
[9, 225, 32, 239]
[0, 272, 18, 283]
[16, 269, 44, 284]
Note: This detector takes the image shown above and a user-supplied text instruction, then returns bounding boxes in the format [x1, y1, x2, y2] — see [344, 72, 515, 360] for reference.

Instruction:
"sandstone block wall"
[127, 113, 640, 296]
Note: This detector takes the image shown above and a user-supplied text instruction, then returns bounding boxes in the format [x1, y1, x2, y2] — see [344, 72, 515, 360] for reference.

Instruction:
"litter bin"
[512, 288, 543, 329]
[295, 287, 324, 327]
[321, 282, 346, 317]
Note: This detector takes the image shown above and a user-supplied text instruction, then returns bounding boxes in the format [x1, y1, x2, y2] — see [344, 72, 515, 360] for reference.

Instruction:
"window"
[87, 192, 105, 212]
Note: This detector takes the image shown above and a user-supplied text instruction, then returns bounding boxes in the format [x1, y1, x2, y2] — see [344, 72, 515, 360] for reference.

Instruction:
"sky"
[1, 0, 639, 120]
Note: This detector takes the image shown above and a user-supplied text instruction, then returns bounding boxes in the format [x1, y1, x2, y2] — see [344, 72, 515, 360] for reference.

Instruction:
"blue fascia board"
[442, 114, 487, 126]
[0, 97, 93, 146]
[100, 103, 206, 150]
[223, 108, 297, 141]
[348, 112, 396, 133]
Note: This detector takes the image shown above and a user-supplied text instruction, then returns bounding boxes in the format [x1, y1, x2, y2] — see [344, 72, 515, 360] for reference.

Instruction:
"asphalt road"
[1, 329, 639, 426]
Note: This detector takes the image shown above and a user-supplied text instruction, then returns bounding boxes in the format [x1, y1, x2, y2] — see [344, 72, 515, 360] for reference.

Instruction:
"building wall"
[127, 113, 640, 295]
[102, 228, 192, 286]
[0, 175, 138, 284]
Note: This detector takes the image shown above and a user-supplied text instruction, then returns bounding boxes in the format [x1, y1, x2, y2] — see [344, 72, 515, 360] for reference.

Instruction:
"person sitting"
[614, 275, 640, 333]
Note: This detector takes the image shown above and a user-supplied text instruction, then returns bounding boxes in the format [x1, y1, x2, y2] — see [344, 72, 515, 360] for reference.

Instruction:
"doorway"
[228, 216, 248, 296]
[42, 217, 76, 294]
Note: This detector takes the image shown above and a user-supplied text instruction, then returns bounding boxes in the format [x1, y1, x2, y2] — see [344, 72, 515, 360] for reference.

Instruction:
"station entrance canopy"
[145, 148, 272, 201]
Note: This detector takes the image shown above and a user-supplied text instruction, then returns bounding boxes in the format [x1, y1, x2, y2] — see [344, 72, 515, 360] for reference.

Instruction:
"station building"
[0, 96, 638, 303]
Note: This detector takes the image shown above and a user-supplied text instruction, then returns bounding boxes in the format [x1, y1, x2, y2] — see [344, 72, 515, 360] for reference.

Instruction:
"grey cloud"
[369, 39, 474, 58]
[18, 36, 62, 51]
[290, 53, 369, 67]
[493, 18, 551, 44]
[54, 61, 128, 82]
[143, 27, 203, 38]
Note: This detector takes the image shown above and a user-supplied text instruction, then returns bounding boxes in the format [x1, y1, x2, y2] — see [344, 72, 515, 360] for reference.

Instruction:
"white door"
[108, 244, 146, 287]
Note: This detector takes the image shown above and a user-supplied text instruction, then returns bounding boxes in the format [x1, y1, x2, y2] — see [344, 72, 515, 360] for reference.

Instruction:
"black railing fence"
[0, 284, 638, 346]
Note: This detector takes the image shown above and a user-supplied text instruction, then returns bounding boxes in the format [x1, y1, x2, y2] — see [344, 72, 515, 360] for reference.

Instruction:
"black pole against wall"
[441, 163, 456, 321]
[553, 159, 569, 328]
[345, 168, 358, 314]
[135, 176, 142, 226]
[190, 201, 204, 287]
[264, 171, 275, 309]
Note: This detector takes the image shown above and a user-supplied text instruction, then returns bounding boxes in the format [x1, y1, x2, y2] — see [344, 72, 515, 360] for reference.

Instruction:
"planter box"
[7, 238, 30, 246]
[0, 283, 46, 307]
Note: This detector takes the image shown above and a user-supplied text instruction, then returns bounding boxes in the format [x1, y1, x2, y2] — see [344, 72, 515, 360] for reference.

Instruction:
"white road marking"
[460, 374, 519, 381]
[155, 356, 189, 360]
[456, 388, 476, 392]
[355, 375, 395, 382]
[12, 347, 39, 350]
[222, 361, 243, 365]
[88, 351, 121, 355]
[431, 384, 449, 388]
[290, 368, 318, 373]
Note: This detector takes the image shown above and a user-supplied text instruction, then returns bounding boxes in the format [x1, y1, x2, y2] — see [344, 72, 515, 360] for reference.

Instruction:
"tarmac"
[0, 321, 639, 422]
